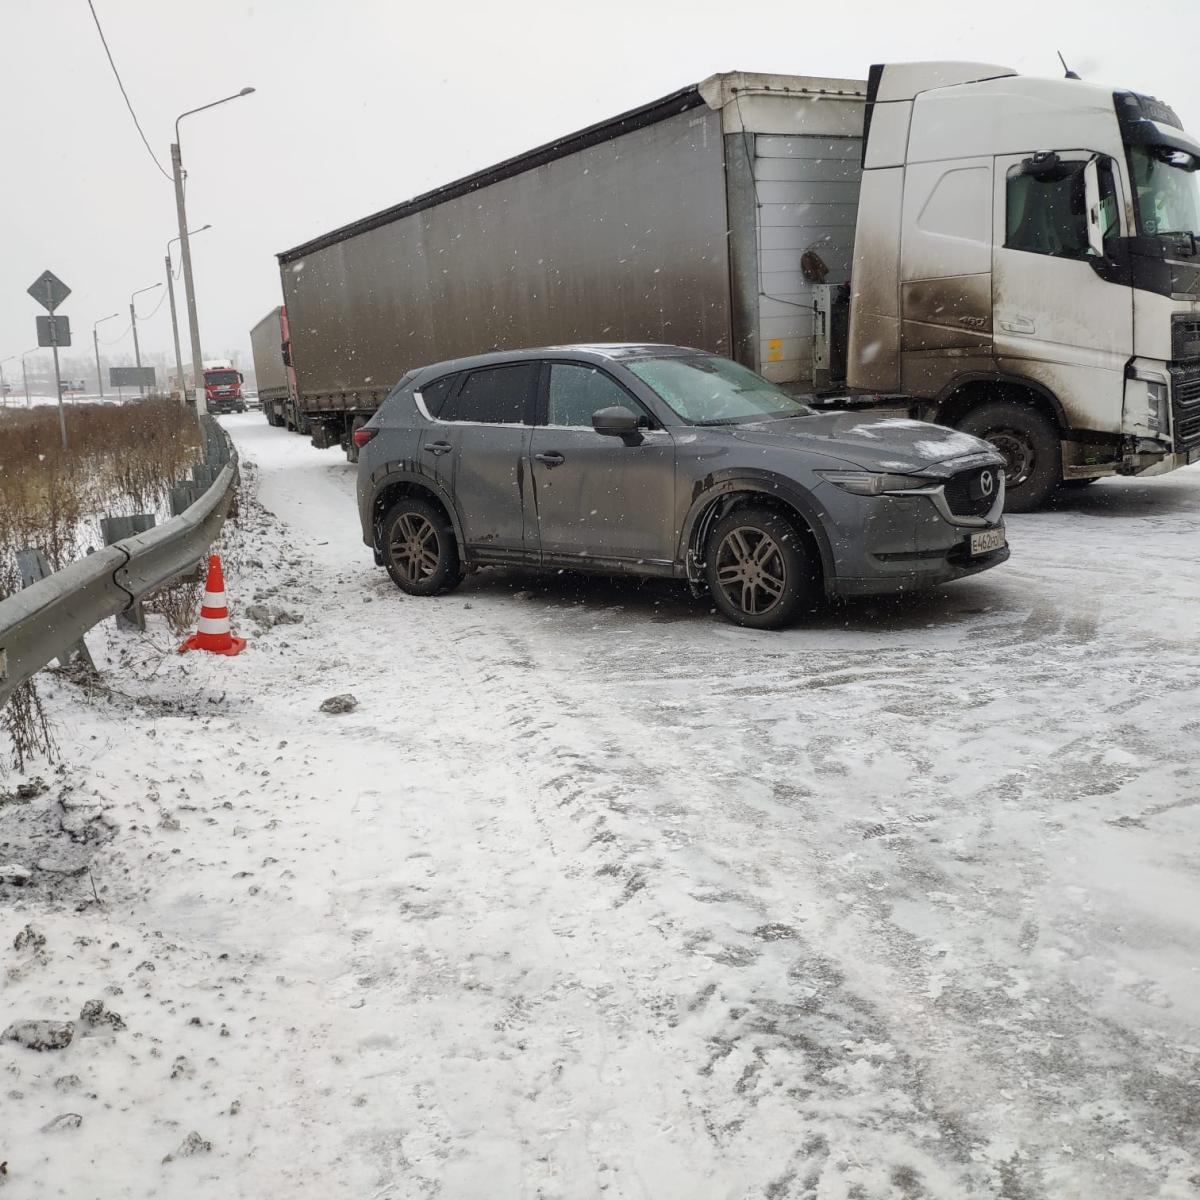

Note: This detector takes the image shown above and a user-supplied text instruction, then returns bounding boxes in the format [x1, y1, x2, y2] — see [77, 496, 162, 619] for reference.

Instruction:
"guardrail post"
[100, 515, 156, 630]
[15, 549, 96, 670]
[170, 483, 201, 516]
[200, 415, 226, 466]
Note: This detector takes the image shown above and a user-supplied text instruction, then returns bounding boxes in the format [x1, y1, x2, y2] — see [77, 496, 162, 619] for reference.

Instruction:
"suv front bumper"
[816, 466, 1008, 597]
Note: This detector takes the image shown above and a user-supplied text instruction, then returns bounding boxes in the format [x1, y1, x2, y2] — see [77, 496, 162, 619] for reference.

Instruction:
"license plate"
[969, 527, 1006, 556]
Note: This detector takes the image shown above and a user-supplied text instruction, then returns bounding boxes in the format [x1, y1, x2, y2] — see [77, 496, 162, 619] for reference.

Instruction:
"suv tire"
[704, 507, 816, 630]
[381, 497, 464, 597]
[956, 401, 1060, 512]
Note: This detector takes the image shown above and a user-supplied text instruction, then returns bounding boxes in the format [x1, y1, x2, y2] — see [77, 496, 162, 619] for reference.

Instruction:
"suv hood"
[724, 412, 997, 473]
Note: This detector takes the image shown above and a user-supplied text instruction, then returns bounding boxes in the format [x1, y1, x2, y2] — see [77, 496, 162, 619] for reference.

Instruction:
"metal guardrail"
[0, 416, 238, 707]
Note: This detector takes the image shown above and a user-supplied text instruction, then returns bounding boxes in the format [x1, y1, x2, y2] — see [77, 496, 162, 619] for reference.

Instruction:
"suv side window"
[1006, 156, 1119, 257]
[417, 373, 458, 418]
[546, 363, 645, 426]
[442, 363, 538, 424]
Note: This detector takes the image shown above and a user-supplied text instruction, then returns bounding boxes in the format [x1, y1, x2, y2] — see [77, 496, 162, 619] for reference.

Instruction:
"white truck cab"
[845, 62, 1200, 508]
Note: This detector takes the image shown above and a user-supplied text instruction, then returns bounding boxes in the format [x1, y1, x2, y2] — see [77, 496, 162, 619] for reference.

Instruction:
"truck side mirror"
[281, 342, 292, 367]
[1083, 158, 1105, 257]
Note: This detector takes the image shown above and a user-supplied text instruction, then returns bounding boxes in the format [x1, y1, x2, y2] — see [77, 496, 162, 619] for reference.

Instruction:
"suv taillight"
[353, 426, 378, 448]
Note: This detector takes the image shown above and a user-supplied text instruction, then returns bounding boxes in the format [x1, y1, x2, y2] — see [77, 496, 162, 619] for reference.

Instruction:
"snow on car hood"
[725, 412, 997, 472]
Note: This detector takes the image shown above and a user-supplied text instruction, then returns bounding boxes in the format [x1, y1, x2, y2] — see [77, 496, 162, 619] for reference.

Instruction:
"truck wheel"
[704, 507, 816, 630]
[381, 498, 464, 596]
[956, 401, 1060, 512]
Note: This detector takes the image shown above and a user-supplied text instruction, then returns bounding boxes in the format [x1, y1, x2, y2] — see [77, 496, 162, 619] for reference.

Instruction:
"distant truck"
[267, 62, 1200, 507]
[203, 360, 246, 414]
[249, 307, 304, 431]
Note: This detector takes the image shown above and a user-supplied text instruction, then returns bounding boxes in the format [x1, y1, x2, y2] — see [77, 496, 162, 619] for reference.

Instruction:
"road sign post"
[28, 270, 72, 449]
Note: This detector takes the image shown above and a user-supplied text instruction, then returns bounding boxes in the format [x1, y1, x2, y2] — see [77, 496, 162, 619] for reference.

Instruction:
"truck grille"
[1171, 315, 1200, 362]
[943, 466, 1000, 518]
[1172, 365, 1200, 450]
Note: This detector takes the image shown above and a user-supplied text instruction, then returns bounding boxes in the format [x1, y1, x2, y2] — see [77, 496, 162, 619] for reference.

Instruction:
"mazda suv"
[355, 345, 1009, 628]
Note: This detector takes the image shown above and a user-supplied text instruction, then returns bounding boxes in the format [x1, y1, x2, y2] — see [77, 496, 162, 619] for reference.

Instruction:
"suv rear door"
[529, 361, 677, 568]
[428, 362, 539, 556]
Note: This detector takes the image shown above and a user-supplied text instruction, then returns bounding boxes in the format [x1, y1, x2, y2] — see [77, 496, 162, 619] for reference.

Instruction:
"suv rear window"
[417, 373, 458, 417]
[442, 363, 538, 424]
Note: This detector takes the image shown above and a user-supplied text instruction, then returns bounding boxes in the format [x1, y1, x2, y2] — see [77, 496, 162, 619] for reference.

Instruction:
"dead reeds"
[0, 398, 202, 767]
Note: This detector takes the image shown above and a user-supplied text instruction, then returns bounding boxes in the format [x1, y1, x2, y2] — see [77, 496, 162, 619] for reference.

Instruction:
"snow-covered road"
[4, 412, 1199, 1199]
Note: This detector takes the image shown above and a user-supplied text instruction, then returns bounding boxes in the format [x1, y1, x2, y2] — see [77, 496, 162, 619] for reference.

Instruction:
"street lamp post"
[129, 284, 162, 397]
[92, 312, 120, 398]
[166, 224, 211, 403]
[172, 87, 255, 412]
[21, 348, 38, 407]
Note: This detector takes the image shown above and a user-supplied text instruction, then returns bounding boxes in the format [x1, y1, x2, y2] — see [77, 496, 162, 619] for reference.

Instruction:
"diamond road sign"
[27, 269, 71, 313]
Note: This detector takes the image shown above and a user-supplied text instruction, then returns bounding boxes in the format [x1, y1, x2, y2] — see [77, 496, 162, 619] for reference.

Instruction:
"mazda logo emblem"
[980, 470, 994, 497]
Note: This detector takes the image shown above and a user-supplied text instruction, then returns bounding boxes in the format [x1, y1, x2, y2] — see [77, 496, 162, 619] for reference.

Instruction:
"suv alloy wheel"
[381, 497, 464, 596]
[704, 507, 816, 629]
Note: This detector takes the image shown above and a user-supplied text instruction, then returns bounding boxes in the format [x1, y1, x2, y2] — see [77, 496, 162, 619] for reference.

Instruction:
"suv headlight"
[818, 470, 933, 496]
[1146, 381, 1170, 434]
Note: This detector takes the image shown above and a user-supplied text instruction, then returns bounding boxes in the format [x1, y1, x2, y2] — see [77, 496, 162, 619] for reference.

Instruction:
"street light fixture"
[21, 347, 39, 407]
[172, 87, 255, 412]
[93, 312, 120, 398]
[167, 224, 211, 403]
[129, 283, 162, 397]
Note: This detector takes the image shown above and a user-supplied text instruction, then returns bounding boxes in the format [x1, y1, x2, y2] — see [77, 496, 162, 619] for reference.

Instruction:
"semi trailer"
[250, 306, 303, 430]
[268, 61, 1200, 509]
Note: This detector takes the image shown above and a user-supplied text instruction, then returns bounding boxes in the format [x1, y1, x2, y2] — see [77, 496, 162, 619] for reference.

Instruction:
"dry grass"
[0, 398, 203, 768]
[0, 398, 202, 590]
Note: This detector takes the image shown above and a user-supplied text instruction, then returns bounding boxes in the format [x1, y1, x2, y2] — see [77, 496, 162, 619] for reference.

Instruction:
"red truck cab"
[205, 367, 246, 413]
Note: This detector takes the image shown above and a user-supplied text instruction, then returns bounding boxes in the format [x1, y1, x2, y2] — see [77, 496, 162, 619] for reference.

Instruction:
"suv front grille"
[943, 466, 1000, 518]
[1172, 364, 1200, 450]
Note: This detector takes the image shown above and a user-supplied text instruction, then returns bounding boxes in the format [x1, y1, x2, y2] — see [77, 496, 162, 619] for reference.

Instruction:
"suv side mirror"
[592, 406, 642, 440]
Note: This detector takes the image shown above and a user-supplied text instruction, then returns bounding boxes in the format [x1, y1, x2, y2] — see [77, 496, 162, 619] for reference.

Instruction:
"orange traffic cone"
[180, 554, 246, 656]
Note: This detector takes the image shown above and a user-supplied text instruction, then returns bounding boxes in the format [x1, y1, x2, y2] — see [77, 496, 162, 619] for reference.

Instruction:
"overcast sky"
[3, 0, 1198, 382]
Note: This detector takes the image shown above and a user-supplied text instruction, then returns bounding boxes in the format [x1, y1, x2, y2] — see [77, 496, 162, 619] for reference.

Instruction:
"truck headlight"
[818, 471, 932, 496]
[1146, 381, 1170, 434]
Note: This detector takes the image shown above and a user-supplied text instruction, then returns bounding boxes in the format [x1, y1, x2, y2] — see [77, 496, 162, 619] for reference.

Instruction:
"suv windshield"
[1129, 144, 1200, 238]
[626, 355, 812, 425]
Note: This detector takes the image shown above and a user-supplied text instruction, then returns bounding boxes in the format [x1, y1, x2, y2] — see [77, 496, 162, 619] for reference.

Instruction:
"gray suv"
[355, 345, 1008, 629]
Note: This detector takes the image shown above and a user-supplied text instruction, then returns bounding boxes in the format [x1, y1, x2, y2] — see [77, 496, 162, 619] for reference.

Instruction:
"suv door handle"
[423, 441, 452, 456]
[534, 452, 565, 467]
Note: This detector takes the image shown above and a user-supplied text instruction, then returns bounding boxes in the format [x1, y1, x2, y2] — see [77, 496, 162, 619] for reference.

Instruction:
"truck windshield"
[1129, 144, 1200, 238]
[207, 371, 239, 385]
[626, 355, 813, 425]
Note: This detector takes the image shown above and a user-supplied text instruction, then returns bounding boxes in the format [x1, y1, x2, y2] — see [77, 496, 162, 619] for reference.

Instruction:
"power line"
[100, 323, 132, 345]
[85, 0, 172, 182]
[139, 289, 169, 321]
